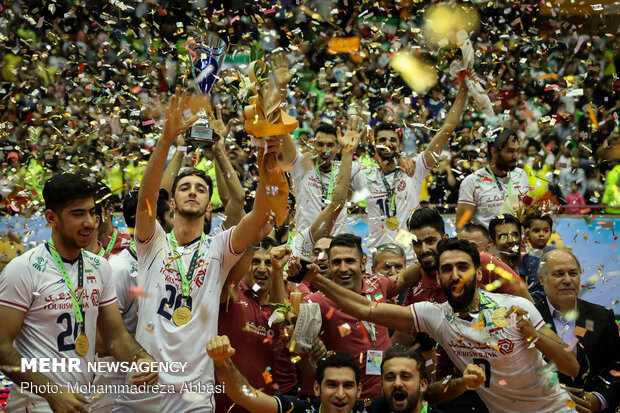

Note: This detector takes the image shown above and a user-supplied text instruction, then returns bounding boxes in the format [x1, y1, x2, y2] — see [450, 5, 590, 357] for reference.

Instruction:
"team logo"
[91, 289, 100, 307]
[497, 338, 514, 355]
[397, 180, 406, 192]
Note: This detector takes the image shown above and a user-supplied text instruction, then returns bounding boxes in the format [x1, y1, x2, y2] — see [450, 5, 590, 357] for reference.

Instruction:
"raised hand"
[207, 335, 236, 365]
[162, 88, 200, 146]
[337, 116, 365, 153]
[508, 306, 538, 342]
[462, 364, 486, 390]
[270, 245, 292, 274]
[205, 98, 233, 140]
[273, 53, 293, 90]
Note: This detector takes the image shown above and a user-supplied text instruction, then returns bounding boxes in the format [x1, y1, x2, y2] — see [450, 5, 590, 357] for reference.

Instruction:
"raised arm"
[309, 117, 363, 241]
[136, 89, 199, 242]
[305, 270, 416, 332]
[207, 103, 245, 228]
[389, 262, 423, 296]
[160, 134, 187, 196]
[424, 81, 468, 169]
[208, 335, 279, 413]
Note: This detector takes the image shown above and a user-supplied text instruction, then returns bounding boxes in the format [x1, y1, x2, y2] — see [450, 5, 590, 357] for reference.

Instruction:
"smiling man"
[363, 82, 468, 264]
[488, 214, 522, 274]
[207, 335, 367, 413]
[0, 173, 157, 412]
[302, 238, 580, 412]
[535, 249, 620, 412]
[304, 233, 398, 399]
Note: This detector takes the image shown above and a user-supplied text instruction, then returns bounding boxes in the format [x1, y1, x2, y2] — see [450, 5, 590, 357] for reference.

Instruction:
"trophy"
[186, 35, 227, 148]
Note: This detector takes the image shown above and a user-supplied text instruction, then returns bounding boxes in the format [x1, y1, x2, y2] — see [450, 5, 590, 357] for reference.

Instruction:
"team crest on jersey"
[32, 256, 49, 273]
[91, 289, 100, 307]
[497, 338, 514, 355]
[397, 180, 406, 192]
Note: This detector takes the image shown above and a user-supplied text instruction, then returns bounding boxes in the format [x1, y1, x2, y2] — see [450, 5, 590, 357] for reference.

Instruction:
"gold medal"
[75, 333, 90, 356]
[492, 308, 509, 327]
[172, 306, 192, 326]
[386, 217, 399, 231]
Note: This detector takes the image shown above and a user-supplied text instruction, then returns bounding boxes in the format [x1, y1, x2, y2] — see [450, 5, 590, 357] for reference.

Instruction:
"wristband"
[177, 145, 187, 153]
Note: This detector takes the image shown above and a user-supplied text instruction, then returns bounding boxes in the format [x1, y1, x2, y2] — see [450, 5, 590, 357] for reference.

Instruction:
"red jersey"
[217, 282, 297, 413]
[305, 274, 397, 400]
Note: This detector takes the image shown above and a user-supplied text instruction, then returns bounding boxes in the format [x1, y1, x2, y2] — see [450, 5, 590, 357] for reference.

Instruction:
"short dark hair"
[328, 233, 363, 260]
[316, 351, 360, 386]
[123, 188, 171, 229]
[374, 122, 402, 142]
[122, 189, 139, 229]
[315, 123, 337, 138]
[94, 182, 113, 219]
[523, 212, 553, 231]
[436, 238, 481, 269]
[156, 188, 171, 225]
[488, 214, 522, 240]
[43, 173, 97, 213]
[258, 236, 279, 250]
[380, 345, 426, 381]
[372, 243, 406, 267]
[407, 207, 445, 235]
[458, 222, 490, 242]
[171, 168, 213, 202]
[487, 127, 518, 160]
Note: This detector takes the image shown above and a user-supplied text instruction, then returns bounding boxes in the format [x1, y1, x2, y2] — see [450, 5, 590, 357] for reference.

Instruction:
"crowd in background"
[0, 0, 619, 218]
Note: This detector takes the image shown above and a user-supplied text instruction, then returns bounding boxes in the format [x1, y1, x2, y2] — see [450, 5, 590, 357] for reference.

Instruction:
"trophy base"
[186, 120, 214, 148]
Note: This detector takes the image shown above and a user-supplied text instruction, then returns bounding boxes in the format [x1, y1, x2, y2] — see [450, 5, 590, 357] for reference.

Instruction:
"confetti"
[338, 323, 351, 337]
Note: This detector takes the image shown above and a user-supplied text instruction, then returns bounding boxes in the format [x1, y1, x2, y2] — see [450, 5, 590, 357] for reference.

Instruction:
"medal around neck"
[386, 217, 399, 231]
[186, 34, 227, 148]
[173, 306, 192, 326]
[492, 308, 510, 327]
[75, 333, 90, 356]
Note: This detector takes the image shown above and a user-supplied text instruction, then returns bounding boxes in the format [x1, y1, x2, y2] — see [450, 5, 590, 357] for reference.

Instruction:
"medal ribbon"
[169, 232, 205, 299]
[99, 229, 118, 256]
[48, 238, 85, 324]
[314, 161, 336, 202]
[486, 166, 513, 196]
[380, 169, 400, 213]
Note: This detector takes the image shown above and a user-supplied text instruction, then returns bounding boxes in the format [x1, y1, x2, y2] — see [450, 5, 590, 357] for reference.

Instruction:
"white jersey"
[134, 222, 242, 395]
[410, 291, 574, 412]
[361, 153, 431, 263]
[458, 167, 530, 228]
[90, 247, 139, 413]
[0, 243, 116, 410]
[290, 149, 363, 235]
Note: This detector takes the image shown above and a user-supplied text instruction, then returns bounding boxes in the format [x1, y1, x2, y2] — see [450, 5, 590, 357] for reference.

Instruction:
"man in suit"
[536, 249, 620, 412]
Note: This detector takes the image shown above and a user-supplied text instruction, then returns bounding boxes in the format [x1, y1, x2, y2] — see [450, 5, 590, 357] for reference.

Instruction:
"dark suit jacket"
[536, 297, 620, 411]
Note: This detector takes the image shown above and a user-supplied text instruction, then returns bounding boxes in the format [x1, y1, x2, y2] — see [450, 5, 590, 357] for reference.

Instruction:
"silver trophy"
[186, 35, 227, 147]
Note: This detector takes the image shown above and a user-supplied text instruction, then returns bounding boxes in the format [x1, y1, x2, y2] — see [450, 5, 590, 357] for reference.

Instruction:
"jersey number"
[376, 199, 396, 217]
[157, 285, 193, 320]
[472, 358, 492, 388]
[56, 311, 84, 352]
